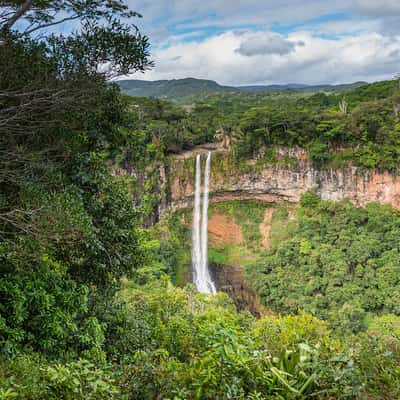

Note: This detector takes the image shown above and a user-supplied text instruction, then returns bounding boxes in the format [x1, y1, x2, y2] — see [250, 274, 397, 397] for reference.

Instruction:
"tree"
[0, 0, 153, 299]
[0, 0, 152, 233]
[215, 127, 242, 150]
[1, 1, 153, 74]
[2, 1, 142, 38]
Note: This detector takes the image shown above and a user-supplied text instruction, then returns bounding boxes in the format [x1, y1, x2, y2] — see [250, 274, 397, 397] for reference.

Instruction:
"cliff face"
[209, 262, 266, 317]
[168, 148, 400, 211]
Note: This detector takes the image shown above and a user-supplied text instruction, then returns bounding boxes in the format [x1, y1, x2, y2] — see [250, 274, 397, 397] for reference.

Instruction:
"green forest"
[121, 78, 400, 170]
[249, 195, 400, 333]
[1, 1, 400, 399]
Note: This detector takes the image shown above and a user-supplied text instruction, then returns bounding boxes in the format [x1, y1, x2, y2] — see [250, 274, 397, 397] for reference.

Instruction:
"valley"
[2, 3, 400, 396]
[108, 76, 400, 398]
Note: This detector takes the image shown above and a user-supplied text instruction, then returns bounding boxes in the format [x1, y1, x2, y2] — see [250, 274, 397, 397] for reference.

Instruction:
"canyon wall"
[166, 147, 400, 211]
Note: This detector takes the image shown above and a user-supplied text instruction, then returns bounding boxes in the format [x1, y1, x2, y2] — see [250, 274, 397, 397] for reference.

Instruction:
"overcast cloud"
[123, 0, 400, 85]
[353, 0, 400, 16]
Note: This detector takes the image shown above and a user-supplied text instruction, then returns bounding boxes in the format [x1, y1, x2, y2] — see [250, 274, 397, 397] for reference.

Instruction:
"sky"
[123, 0, 400, 85]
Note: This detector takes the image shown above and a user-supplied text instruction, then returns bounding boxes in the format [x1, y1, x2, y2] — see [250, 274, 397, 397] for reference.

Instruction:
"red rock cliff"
[167, 148, 400, 211]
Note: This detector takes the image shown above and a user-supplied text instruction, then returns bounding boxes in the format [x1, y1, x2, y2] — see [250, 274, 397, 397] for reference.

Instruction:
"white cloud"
[120, 1, 400, 85]
[235, 32, 304, 56]
[131, 0, 400, 41]
[131, 30, 400, 85]
[351, 0, 400, 36]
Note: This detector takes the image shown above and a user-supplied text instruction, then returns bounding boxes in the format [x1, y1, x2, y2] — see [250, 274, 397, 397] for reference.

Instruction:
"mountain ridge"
[117, 77, 367, 98]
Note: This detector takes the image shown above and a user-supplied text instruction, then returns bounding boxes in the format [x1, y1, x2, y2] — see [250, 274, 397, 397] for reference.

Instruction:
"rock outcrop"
[209, 262, 267, 317]
[167, 147, 400, 211]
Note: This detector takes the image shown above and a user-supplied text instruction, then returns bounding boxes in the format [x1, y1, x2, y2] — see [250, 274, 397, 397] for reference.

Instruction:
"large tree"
[0, 0, 152, 225]
[0, 1, 154, 354]
[0, 1, 153, 284]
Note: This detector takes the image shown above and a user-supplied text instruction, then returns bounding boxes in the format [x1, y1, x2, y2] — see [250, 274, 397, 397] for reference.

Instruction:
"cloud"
[131, 29, 400, 85]
[353, 0, 400, 17]
[118, 1, 400, 85]
[302, 19, 381, 37]
[351, 1, 400, 37]
[131, 0, 351, 38]
[144, 27, 171, 45]
[235, 32, 304, 56]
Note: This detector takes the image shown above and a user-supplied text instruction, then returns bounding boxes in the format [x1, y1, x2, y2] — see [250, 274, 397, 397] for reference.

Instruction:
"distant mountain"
[238, 83, 310, 93]
[117, 78, 238, 98]
[117, 77, 367, 99]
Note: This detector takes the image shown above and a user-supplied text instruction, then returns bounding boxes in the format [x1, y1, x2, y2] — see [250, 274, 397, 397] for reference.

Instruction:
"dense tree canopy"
[0, 0, 152, 356]
[116, 79, 400, 170]
[249, 193, 400, 334]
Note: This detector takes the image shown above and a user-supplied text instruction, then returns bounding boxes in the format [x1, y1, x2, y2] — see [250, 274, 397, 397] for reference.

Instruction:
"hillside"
[117, 77, 238, 98]
[117, 77, 367, 98]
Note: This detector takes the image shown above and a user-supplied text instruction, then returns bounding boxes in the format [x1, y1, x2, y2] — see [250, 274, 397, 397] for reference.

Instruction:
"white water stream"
[192, 152, 216, 294]
[192, 154, 202, 289]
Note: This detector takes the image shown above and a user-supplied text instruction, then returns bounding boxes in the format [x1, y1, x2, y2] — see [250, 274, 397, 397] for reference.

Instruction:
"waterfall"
[192, 152, 216, 294]
[192, 154, 202, 288]
[200, 152, 216, 293]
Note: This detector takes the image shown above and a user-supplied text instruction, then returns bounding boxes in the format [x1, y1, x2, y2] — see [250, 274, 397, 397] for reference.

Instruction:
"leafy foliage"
[0, 355, 118, 399]
[0, 0, 148, 362]
[2, 281, 398, 399]
[1, 2, 400, 399]
[120, 78, 400, 169]
[250, 195, 400, 334]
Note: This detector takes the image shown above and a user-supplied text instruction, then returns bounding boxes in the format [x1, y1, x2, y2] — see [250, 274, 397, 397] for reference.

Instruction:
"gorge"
[113, 144, 400, 313]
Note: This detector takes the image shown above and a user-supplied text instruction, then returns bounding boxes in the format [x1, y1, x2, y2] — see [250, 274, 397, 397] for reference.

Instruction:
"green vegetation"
[118, 77, 238, 98]
[0, 0, 152, 358]
[117, 77, 400, 170]
[119, 95, 225, 154]
[2, 2, 400, 399]
[249, 193, 400, 334]
[1, 280, 400, 399]
[234, 80, 400, 169]
[140, 212, 192, 286]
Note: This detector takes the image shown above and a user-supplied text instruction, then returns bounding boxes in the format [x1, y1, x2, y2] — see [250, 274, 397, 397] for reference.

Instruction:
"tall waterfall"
[192, 154, 202, 288]
[192, 152, 216, 294]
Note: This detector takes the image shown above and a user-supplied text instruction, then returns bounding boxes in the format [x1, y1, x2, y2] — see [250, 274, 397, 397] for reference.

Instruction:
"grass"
[209, 248, 230, 265]
[209, 244, 260, 267]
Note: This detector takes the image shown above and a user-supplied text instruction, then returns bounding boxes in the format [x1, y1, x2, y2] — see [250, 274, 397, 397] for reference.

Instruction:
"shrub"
[0, 356, 118, 400]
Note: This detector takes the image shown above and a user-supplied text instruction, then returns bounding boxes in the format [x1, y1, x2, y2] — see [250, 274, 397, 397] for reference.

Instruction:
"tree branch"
[23, 14, 81, 36]
[4, 0, 33, 30]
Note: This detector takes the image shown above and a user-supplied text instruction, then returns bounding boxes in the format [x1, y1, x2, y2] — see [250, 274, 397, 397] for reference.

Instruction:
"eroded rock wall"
[168, 148, 400, 211]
